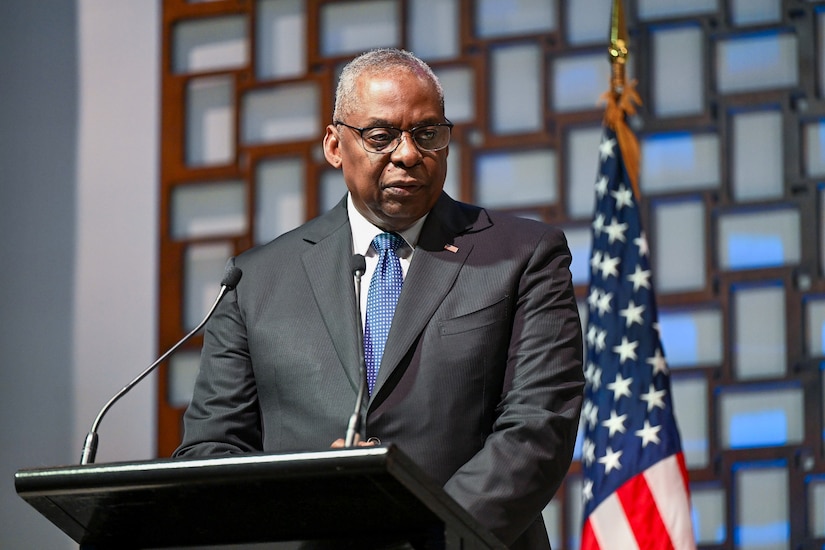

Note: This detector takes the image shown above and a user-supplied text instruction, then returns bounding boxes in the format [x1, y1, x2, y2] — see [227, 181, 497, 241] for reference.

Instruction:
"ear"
[323, 125, 342, 168]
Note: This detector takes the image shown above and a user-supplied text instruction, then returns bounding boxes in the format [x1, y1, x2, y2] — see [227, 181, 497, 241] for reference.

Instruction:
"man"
[175, 48, 584, 549]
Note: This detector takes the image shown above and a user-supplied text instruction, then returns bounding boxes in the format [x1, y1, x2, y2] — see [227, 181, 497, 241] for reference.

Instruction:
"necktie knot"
[372, 232, 403, 254]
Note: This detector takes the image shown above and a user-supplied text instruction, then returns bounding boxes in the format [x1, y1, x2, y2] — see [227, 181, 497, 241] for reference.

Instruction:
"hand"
[330, 437, 380, 448]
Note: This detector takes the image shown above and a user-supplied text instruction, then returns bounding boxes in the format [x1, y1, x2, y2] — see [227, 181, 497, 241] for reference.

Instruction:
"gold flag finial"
[609, 0, 629, 95]
[602, 0, 642, 196]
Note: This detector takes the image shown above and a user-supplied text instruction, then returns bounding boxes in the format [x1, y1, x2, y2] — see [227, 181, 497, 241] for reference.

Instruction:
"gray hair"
[332, 48, 445, 122]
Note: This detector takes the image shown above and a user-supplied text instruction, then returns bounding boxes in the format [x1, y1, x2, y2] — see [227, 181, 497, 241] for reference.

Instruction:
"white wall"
[0, 1, 159, 548]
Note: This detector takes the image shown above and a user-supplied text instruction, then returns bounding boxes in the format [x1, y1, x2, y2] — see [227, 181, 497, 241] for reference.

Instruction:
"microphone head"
[351, 254, 366, 276]
[221, 266, 243, 289]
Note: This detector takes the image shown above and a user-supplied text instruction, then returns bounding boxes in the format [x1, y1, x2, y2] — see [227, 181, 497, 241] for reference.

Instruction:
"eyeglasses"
[334, 120, 453, 154]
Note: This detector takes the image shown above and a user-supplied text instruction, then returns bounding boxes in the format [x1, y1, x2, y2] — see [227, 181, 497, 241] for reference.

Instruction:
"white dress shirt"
[347, 193, 427, 329]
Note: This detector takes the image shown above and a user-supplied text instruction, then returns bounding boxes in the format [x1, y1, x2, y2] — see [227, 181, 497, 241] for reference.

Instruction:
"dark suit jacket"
[175, 193, 584, 549]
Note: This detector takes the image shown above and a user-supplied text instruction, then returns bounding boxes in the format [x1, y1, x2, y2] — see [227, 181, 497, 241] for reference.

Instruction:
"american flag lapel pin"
[444, 244, 458, 253]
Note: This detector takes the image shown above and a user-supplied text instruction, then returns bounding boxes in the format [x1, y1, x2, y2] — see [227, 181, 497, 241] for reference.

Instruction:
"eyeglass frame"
[333, 119, 454, 154]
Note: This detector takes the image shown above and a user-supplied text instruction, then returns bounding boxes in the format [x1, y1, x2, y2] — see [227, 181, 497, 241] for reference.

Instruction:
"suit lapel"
[300, 199, 362, 395]
[371, 194, 492, 398]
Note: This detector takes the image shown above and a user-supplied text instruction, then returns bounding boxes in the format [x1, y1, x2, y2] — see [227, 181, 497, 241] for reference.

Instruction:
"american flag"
[580, 123, 696, 550]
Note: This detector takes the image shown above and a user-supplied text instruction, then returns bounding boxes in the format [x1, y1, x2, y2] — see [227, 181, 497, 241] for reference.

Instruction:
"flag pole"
[608, 0, 629, 97]
[605, 0, 641, 198]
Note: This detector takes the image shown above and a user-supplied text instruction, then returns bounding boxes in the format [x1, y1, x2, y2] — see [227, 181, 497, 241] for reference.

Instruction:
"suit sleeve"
[173, 257, 263, 457]
[442, 228, 585, 545]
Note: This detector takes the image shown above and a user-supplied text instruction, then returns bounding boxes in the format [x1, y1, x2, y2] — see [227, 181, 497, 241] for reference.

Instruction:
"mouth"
[382, 181, 423, 195]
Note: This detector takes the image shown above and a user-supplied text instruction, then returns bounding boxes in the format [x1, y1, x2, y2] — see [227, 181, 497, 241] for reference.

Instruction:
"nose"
[391, 131, 423, 165]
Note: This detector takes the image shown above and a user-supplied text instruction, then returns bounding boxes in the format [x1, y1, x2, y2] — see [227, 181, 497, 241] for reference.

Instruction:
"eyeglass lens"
[360, 126, 450, 153]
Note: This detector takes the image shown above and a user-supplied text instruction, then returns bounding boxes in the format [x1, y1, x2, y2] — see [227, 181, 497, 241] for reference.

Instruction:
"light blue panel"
[256, 0, 306, 79]
[638, 0, 717, 20]
[173, 15, 248, 74]
[807, 297, 825, 356]
[659, 308, 723, 367]
[186, 76, 234, 167]
[735, 522, 790, 549]
[732, 283, 786, 379]
[717, 32, 798, 94]
[690, 486, 727, 544]
[672, 375, 709, 468]
[491, 43, 542, 134]
[167, 351, 201, 408]
[435, 66, 475, 123]
[734, 463, 789, 550]
[565, 126, 603, 219]
[409, 0, 459, 60]
[565, 475, 583, 550]
[640, 132, 720, 193]
[572, 414, 585, 461]
[578, 300, 589, 358]
[720, 387, 803, 448]
[541, 499, 561, 549]
[476, 149, 557, 208]
[320, 0, 399, 56]
[552, 53, 609, 113]
[809, 475, 825, 537]
[476, 0, 556, 38]
[562, 226, 592, 285]
[184, 241, 234, 331]
[444, 142, 461, 200]
[652, 198, 706, 293]
[731, 0, 781, 26]
[822, 363, 825, 443]
[732, 109, 783, 201]
[320, 169, 347, 212]
[661, 314, 698, 365]
[730, 236, 783, 267]
[652, 24, 704, 116]
[255, 158, 304, 244]
[565, 0, 611, 45]
[718, 208, 800, 270]
[241, 82, 320, 144]
[804, 120, 825, 177]
[171, 180, 247, 239]
[730, 410, 787, 447]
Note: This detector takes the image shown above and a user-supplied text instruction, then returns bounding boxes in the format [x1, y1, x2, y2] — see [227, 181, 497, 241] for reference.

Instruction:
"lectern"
[15, 445, 507, 549]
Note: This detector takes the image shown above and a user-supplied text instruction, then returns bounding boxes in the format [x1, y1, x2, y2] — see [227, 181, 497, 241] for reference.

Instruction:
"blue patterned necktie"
[364, 232, 404, 395]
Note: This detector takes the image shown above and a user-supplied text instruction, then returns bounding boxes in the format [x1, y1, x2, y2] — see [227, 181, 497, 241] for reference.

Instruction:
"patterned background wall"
[158, 1, 825, 548]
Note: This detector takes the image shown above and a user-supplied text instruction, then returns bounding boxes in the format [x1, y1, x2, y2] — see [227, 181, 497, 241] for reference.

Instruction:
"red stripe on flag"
[616, 472, 675, 550]
[645, 455, 695, 545]
[581, 518, 601, 550]
[676, 452, 690, 492]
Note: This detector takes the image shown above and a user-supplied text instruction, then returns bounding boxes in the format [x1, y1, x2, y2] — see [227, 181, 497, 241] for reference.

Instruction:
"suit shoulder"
[234, 206, 348, 271]
[482, 207, 568, 242]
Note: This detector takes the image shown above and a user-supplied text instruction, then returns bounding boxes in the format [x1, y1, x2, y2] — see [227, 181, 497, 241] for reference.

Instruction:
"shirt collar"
[347, 193, 427, 257]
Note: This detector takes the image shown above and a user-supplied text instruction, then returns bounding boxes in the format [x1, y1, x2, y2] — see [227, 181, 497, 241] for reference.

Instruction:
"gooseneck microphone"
[345, 254, 368, 447]
[79, 266, 243, 465]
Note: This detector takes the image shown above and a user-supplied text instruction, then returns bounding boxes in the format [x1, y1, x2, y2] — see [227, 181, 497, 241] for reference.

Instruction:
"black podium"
[15, 445, 507, 549]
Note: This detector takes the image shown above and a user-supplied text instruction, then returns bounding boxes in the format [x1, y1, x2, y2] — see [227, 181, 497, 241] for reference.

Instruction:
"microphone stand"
[80, 267, 242, 465]
[345, 255, 367, 447]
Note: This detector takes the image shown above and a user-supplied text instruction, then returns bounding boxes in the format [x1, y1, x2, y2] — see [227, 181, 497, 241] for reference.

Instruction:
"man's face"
[323, 70, 449, 232]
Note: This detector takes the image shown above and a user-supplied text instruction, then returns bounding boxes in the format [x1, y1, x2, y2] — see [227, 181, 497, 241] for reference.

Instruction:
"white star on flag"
[602, 410, 628, 437]
[635, 420, 663, 447]
[607, 372, 633, 401]
[612, 336, 638, 364]
[598, 446, 623, 474]
[619, 299, 645, 328]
